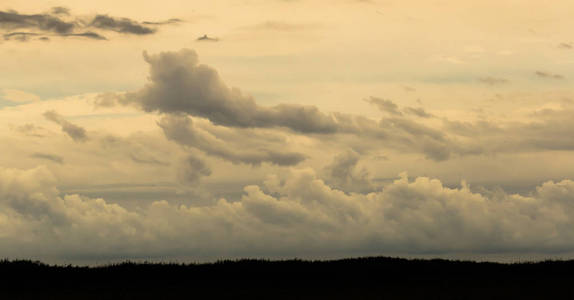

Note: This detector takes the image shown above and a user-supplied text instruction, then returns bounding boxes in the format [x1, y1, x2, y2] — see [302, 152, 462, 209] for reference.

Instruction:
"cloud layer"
[3, 165, 574, 262]
[0, 8, 180, 41]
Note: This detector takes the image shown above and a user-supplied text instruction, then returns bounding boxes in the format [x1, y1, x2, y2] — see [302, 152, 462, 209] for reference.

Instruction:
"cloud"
[535, 71, 564, 80]
[129, 153, 168, 166]
[89, 15, 155, 35]
[158, 115, 307, 166]
[178, 155, 211, 185]
[443, 108, 574, 155]
[0, 8, 180, 42]
[559, 43, 572, 49]
[3, 165, 574, 261]
[50, 7, 70, 16]
[366, 97, 402, 116]
[143, 18, 182, 25]
[30, 153, 64, 164]
[478, 76, 509, 85]
[12, 123, 46, 137]
[3, 31, 43, 41]
[103, 49, 455, 161]
[0, 10, 75, 34]
[403, 107, 433, 118]
[323, 150, 376, 193]
[43, 110, 88, 142]
[196, 34, 219, 42]
[119, 49, 341, 134]
[62, 31, 107, 40]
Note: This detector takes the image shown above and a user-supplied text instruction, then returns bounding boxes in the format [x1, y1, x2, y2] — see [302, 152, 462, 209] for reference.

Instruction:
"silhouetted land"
[2, 257, 574, 299]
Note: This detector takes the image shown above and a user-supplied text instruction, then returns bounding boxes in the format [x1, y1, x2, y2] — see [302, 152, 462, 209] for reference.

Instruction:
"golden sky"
[2, 0, 574, 263]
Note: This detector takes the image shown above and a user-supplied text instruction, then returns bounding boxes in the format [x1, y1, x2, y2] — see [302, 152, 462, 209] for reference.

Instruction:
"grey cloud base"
[121, 49, 342, 134]
[3, 165, 574, 262]
[158, 115, 307, 166]
[112, 49, 456, 161]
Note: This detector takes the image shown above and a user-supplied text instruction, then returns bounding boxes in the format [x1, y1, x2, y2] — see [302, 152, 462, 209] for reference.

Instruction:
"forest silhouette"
[2, 256, 574, 299]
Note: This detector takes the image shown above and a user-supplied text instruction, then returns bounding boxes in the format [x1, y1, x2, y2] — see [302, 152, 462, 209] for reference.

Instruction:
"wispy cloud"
[535, 71, 564, 80]
[30, 152, 64, 164]
[478, 76, 509, 86]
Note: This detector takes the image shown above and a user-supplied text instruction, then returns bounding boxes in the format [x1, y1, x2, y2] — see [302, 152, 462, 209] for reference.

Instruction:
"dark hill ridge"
[2, 257, 574, 299]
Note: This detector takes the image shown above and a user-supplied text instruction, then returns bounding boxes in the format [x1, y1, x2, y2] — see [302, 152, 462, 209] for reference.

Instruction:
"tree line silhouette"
[2, 256, 574, 299]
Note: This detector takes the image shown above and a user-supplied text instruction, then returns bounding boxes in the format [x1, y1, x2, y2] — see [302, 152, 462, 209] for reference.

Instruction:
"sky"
[2, 0, 574, 264]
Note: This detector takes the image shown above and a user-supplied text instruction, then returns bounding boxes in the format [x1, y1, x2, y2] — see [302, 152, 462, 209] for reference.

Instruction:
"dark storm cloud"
[366, 97, 402, 115]
[0, 8, 180, 42]
[535, 71, 564, 80]
[478, 76, 509, 85]
[158, 115, 307, 166]
[43, 110, 88, 142]
[30, 152, 64, 164]
[89, 15, 155, 35]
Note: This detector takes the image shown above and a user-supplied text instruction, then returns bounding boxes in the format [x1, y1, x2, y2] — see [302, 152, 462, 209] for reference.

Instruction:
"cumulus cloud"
[3, 165, 574, 261]
[103, 49, 457, 161]
[119, 49, 341, 134]
[43, 110, 88, 142]
[323, 150, 376, 193]
[158, 115, 306, 166]
[100, 48, 574, 162]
